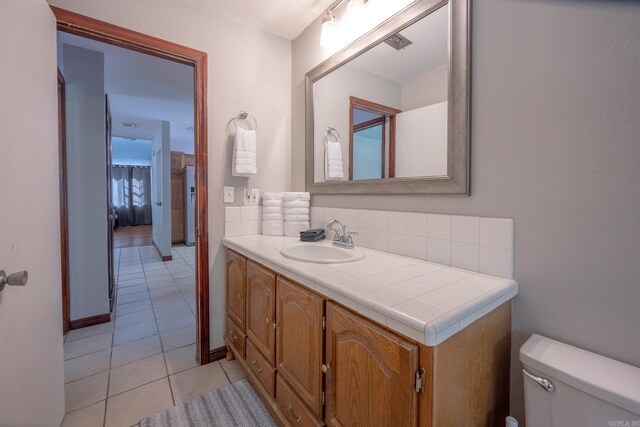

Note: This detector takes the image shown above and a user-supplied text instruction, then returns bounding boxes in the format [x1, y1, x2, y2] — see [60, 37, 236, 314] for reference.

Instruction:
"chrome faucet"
[327, 219, 357, 249]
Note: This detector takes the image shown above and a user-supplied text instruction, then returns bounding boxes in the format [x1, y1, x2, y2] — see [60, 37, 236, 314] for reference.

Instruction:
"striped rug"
[139, 379, 277, 427]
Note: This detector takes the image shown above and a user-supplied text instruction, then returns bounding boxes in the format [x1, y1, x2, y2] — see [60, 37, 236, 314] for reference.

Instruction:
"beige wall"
[47, 0, 292, 350]
[0, 0, 65, 425]
[293, 0, 640, 421]
[401, 65, 447, 111]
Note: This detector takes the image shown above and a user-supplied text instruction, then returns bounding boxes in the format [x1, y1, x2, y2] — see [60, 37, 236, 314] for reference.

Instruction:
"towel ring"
[232, 111, 258, 131]
[324, 127, 340, 144]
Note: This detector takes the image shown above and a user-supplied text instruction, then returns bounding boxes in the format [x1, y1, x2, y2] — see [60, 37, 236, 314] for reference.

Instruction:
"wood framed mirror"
[305, 0, 470, 195]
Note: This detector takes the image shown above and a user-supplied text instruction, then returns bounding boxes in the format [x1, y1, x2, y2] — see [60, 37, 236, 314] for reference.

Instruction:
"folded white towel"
[262, 192, 284, 200]
[325, 141, 343, 181]
[285, 221, 310, 237]
[262, 221, 284, 236]
[262, 206, 284, 214]
[232, 127, 257, 176]
[282, 207, 309, 215]
[263, 199, 284, 207]
[285, 214, 309, 222]
[263, 213, 285, 221]
[283, 192, 310, 201]
[283, 200, 310, 209]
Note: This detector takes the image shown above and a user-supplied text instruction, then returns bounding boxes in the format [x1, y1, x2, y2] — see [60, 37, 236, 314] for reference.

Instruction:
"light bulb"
[347, 0, 366, 15]
[320, 12, 339, 48]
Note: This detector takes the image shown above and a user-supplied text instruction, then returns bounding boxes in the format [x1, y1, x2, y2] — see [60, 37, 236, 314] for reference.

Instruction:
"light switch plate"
[244, 188, 260, 206]
[223, 186, 234, 203]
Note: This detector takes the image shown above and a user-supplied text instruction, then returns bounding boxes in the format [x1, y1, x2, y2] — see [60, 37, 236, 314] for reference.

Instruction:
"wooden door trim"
[69, 313, 111, 330]
[52, 7, 211, 364]
[57, 69, 70, 335]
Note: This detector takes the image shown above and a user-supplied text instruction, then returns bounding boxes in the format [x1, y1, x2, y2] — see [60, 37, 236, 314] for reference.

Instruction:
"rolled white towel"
[282, 207, 309, 215]
[262, 192, 284, 200]
[284, 200, 310, 209]
[262, 206, 284, 214]
[263, 199, 284, 207]
[262, 221, 284, 236]
[285, 221, 310, 237]
[283, 192, 310, 202]
[285, 214, 310, 222]
[263, 213, 285, 221]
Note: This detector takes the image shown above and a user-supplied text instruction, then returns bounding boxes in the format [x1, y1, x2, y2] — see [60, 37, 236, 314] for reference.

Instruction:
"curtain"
[112, 166, 152, 227]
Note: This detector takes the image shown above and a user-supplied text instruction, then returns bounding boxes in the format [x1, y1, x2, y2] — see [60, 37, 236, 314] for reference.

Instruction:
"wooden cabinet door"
[276, 277, 324, 417]
[226, 250, 246, 330]
[325, 302, 419, 427]
[246, 260, 276, 364]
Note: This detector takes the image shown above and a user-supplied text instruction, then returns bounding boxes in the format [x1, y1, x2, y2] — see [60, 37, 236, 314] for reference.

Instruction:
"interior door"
[0, 1, 66, 425]
[106, 95, 115, 308]
[58, 69, 70, 334]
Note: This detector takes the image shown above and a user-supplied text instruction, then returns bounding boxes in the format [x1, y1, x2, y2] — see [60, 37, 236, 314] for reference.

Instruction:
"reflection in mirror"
[313, 4, 449, 183]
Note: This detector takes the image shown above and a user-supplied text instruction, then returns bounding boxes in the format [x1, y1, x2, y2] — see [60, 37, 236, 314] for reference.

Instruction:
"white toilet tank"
[520, 334, 640, 427]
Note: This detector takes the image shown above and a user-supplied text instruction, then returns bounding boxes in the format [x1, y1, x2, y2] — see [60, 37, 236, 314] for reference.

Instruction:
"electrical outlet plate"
[223, 186, 234, 203]
[244, 188, 259, 206]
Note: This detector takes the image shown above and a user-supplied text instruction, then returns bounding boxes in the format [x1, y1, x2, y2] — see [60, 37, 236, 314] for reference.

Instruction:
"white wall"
[64, 44, 111, 321]
[313, 65, 401, 182]
[151, 121, 172, 258]
[47, 0, 292, 350]
[292, 1, 640, 422]
[395, 101, 447, 177]
[112, 137, 152, 166]
[401, 65, 447, 111]
[0, 0, 65, 425]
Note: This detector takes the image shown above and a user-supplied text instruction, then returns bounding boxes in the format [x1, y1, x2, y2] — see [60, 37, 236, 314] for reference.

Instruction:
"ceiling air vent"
[384, 33, 413, 50]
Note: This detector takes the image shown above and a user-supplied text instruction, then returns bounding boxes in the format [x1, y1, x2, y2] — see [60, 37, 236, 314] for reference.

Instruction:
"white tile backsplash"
[225, 206, 262, 237]
[310, 208, 515, 279]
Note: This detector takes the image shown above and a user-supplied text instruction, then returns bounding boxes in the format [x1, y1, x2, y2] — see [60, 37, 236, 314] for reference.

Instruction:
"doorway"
[54, 7, 211, 365]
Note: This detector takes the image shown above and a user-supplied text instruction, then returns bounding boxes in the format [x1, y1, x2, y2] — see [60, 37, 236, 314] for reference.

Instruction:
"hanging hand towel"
[232, 127, 257, 176]
[325, 140, 344, 180]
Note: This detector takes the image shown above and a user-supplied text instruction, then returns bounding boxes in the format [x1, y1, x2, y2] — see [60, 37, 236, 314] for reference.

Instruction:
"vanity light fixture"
[320, 0, 369, 49]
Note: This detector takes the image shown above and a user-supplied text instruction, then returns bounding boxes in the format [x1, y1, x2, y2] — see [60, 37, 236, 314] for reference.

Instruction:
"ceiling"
[57, 31, 195, 153]
[348, 4, 448, 84]
[189, 0, 335, 40]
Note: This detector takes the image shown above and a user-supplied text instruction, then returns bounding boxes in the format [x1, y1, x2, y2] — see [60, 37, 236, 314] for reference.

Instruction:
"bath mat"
[139, 379, 277, 427]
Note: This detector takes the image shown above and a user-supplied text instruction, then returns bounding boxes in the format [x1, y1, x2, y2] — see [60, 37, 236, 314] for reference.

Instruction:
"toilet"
[520, 334, 640, 427]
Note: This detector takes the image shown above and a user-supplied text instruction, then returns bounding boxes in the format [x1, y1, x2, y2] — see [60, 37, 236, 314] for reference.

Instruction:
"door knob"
[0, 270, 28, 292]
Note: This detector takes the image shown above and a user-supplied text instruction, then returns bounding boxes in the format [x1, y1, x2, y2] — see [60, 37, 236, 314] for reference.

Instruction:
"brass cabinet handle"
[238, 292, 244, 298]
[287, 403, 302, 424]
[251, 359, 262, 373]
[321, 363, 329, 373]
[271, 321, 278, 330]
[228, 329, 237, 341]
[266, 317, 271, 324]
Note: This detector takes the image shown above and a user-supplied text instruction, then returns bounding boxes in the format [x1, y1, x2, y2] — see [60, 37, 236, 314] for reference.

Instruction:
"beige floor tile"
[66, 322, 113, 342]
[163, 344, 197, 375]
[65, 348, 111, 383]
[160, 325, 196, 352]
[146, 280, 176, 290]
[174, 276, 196, 285]
[115, 309, 155, 330]
[104, 378, 173, 427]
[151, 293, 186, 308]
[117, 277, 147, 288]
[169, 362, 229, 404]
[116, 299, 152, 316]
[219, 358, 247, 383]
[153, 301, 192, 319]
[113, 320, 158, 346]
[65, 371, 109, 412]
[61, 400, 105, 427]
[156, 311, 195, 334]
[149, 286, 181, 298]
[117, 290, 150, 306]
[108, 353, 167, 396]
[111, 335, 162, 368]
[64, 332, 112, 360]
[117, 284, 147, 296]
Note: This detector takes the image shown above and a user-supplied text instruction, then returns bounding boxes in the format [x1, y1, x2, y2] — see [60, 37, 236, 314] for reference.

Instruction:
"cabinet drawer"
[246, 340, 276, 397]
[225, 316, 246, 359]
[275, 376, 323, 427]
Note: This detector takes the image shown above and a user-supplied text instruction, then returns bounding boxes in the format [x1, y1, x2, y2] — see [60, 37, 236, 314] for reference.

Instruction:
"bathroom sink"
[280, 243, 365, 264]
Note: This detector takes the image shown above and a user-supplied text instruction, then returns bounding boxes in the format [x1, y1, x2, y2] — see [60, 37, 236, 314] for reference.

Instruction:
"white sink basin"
[280, 243, 366, 264]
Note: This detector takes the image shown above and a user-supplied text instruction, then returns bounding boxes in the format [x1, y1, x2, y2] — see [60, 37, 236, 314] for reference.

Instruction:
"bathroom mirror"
[306, 0, 470, 195]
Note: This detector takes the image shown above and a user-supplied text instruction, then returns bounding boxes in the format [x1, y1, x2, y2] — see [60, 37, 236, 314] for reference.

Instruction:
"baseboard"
[209, 345, 228, 362]
[69, 313, 111, 330]
[153, 240, 173, 261]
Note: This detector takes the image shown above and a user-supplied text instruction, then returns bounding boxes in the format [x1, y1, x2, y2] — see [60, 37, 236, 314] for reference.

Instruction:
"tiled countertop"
[223, 235, 519, 346]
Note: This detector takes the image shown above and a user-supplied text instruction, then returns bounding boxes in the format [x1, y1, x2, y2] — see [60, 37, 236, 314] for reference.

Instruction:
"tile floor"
[62, 245, 245, 427]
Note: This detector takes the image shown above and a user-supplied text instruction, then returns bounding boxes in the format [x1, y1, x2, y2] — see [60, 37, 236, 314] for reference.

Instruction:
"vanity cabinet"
[246, 260, 277, 365]
[226, 250, 246, 330]
[325, 302, 419, 426]
[276, 277, 324, 418]
[224, 249, 511, 427]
